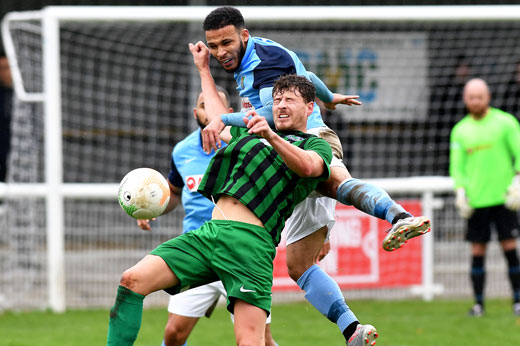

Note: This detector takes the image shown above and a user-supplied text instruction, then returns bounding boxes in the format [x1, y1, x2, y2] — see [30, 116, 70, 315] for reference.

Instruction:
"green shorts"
[150, 219, 276, 315]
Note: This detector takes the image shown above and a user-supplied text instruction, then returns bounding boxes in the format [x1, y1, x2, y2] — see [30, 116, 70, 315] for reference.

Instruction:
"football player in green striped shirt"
[107, 75, 333, 346]
[450, 78, 520, 316]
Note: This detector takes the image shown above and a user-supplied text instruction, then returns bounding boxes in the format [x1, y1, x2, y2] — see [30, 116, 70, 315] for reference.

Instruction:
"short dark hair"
[203, 7, 245, 31]
[272, 75, 316, 104]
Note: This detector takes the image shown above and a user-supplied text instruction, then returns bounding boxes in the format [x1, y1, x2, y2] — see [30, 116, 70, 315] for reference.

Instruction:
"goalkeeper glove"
[455, 188, 474, 219]
[505, 174, 520, 211]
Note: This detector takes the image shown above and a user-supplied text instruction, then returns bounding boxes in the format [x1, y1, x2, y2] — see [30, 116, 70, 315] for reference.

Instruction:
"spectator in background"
[450, 78, 520, 317]
[0, 49, 13, 183]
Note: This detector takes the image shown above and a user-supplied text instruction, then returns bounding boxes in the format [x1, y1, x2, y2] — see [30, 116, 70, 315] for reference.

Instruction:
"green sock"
[107, 285, 145, 345]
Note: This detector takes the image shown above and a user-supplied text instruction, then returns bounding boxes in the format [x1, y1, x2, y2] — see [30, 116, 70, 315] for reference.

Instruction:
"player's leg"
[234, 299, 267, 346]
[231, 304, 278, 346]
[108, 226, 218, 345]
[285, 197, 376, 344]
[108, 254, 180, 345]
[264, 323, 277, 346]
[162, 281, 225, 346]
[287, 227, 361, 343]
[162, 314, 198, 346]
[468, 242, 487, 316]
[231, 308, 278, 346]
[212, 221, 275, 346]
[466, 208, 490, 316]
[314, 127, 430, 251]
[495, 206, 520, 315]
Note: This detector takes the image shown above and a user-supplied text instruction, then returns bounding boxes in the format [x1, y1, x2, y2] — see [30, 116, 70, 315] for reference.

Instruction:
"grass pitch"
[1, 299, 519, 345]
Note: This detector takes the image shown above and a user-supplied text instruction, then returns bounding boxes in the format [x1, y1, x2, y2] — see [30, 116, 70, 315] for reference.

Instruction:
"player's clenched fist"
[244, 110, 275, 140]
[188, 41, 210, 71]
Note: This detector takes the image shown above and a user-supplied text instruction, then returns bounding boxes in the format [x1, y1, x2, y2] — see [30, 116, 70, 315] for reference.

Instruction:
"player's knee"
[286, 260, 310, 282]
[163, 323, 189, 346]
[119, 269, 142, 292]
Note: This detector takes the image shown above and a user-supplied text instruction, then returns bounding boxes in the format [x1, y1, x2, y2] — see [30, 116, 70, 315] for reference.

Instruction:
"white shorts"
[168, 280, 272, 323]
[168, 281, 226, 318]
[284, 126, 345, 246]
[284, 193, 337, 245]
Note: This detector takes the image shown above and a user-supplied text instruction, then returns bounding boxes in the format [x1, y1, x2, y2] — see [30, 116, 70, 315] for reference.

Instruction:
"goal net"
[1, 5, 519, 310]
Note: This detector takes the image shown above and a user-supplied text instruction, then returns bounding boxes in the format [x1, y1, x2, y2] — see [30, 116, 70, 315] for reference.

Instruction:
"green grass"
[1, 299, 520, 345]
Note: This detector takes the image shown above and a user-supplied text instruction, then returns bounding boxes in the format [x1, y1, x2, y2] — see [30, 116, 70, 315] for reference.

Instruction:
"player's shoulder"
[251, 36, 295, 64]
[251, 36, 284, 48]
[173, 129, 201, 155]
[286, 131, 329, 150]
[491, 107, 519, 123]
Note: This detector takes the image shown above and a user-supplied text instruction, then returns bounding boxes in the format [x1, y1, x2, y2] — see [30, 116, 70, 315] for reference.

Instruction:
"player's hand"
[505, 175, 520, 211]
[244, 110, 274, 140]
[188, 41, 210, 72]
[137, 219, 154, 231]
[323, 93, 362, 110]
[202, 116, 226, 153]
[316, 240, 331, 262]
[455, 188, 473, 219]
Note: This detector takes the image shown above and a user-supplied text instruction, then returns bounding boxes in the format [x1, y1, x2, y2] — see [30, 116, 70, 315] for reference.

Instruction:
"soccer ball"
[118, 168, 170, 219]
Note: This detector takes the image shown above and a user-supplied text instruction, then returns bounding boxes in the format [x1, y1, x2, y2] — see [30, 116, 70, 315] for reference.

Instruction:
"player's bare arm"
[323, 93, 362, 110]
[245, 111, 325, 178]
[137, 182, 181, 231]
[189, 41, 228, 153]
[307, 71, 361, 110]
[189, 41, 226, 119]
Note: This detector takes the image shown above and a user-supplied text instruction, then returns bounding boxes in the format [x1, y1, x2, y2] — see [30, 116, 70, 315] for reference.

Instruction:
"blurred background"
[1, 1, 520, 312]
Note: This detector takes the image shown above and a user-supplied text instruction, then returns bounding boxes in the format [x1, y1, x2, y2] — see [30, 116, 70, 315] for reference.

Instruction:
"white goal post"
[2, 5, 520, 312]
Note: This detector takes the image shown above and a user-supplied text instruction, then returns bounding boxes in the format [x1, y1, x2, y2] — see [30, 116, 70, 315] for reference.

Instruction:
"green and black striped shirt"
[198, 127, 332, 245]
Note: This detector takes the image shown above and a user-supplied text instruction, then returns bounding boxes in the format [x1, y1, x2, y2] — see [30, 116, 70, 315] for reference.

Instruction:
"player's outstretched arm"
[307, 71, 361, 110]
[245, 111, 325, 177]
[189, 41, 228, 119]
[189, 41, 230, 153]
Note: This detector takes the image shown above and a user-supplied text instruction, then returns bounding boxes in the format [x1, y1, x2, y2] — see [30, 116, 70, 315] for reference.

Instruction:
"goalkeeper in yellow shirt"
[450, 78, 520, 316]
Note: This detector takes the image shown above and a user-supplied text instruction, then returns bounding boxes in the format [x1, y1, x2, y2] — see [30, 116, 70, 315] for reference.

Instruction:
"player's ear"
[306, 101, 314, 116]
[240, 28, 249, 43]
[228, 107, 234, 113]
[193, 108, 198, 120]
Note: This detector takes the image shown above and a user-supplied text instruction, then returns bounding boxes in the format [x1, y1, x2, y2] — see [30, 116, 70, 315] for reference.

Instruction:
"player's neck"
[471, 107, 489, 120]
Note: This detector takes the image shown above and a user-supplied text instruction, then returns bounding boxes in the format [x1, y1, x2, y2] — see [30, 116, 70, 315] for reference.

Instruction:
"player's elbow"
[297, 162, 321, 178]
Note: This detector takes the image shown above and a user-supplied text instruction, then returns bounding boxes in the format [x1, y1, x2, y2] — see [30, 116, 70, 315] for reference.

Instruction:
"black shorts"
[466, 205, 520, 243]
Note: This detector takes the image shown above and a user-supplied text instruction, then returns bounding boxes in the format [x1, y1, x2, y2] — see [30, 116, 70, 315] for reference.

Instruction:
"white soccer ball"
[118, 168, 170, 220]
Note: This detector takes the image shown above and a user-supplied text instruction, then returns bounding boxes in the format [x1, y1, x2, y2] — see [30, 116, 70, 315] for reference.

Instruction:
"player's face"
[193, 91, 230, 129]
[272, 88, 313, 132]
[463, 84, 490, 117]
[205, 25, 248, 73]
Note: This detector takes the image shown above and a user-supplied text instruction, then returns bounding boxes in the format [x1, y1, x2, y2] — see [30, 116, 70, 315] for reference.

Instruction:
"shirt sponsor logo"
[241, 97, 254, 112]
[285, 134, 304, 142]
[186, 174, 204, 192]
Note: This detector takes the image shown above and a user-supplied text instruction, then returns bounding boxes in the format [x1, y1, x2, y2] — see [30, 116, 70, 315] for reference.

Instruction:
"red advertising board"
[272, 200, 423, 291]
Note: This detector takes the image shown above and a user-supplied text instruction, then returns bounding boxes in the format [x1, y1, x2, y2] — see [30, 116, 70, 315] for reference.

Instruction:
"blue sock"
[336, 178, 411, 224]
[297, 264, 357, 332]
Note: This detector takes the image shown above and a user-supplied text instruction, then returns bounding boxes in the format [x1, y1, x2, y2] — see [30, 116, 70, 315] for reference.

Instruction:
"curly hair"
[203, 7, 245, 31]
[272, 75, 316, 104]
